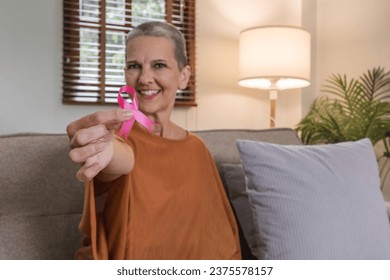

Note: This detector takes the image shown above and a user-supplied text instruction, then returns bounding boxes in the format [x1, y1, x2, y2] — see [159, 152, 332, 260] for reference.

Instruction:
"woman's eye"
[154, 63, 167, 69]
[127, 64, 140, 70]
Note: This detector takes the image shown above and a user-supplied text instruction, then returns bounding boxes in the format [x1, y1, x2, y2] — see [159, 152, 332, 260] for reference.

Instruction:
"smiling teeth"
[141, 90, 159, 96]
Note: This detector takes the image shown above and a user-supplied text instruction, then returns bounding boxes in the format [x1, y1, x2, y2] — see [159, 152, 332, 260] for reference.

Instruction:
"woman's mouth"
[138, 90, 160, 100]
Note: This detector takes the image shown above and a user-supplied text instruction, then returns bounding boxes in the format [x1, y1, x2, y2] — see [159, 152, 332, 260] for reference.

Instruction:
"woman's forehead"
[126, 36, 176, 59]
[127, 36, 174, 49]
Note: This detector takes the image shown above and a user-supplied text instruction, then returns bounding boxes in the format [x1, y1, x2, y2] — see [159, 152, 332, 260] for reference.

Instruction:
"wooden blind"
[63, 0, 196, 106]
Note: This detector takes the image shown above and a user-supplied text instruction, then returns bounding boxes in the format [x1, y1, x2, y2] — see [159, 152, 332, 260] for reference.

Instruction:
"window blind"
[63, 0, 196, 106]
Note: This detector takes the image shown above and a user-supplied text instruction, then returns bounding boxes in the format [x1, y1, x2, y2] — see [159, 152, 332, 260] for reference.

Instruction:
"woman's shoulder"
[187, 132, 210, 150]
[169, 123, 188, 140]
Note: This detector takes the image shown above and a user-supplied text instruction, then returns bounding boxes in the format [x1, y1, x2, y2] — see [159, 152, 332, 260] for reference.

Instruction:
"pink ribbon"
[117, 85, 156, 138]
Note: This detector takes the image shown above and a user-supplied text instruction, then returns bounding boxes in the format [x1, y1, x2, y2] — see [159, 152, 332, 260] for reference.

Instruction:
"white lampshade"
[238, 26, 311, 90]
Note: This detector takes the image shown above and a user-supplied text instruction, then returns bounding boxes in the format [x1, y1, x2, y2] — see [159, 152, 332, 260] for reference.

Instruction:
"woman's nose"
[138, 67, 153, 84]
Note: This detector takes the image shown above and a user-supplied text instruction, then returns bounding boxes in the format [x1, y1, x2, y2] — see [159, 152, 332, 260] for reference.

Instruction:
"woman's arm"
[94, 136, 134, 182]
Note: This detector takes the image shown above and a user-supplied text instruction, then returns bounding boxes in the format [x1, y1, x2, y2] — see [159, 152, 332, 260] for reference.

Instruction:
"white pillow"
[236, 138, 390, 259]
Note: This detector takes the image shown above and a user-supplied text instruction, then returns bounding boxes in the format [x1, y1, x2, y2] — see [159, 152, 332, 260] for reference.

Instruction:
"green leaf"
[296, 67, 390, 146]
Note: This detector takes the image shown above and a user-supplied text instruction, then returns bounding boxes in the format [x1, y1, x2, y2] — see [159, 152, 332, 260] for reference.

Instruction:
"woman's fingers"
[69, 138, 109, 163]
[75, 142, 114, 182]
[76, 162, 101, 183]
[69, 123, 113, 149]
[66, 109, 133, 139]
[66, 108, 133, 182]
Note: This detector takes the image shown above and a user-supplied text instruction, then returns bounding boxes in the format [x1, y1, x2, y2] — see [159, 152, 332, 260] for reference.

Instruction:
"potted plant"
[296, 66, 390, 190]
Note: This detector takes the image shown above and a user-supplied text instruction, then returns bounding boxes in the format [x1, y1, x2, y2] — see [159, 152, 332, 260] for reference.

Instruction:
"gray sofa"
[0, 128, 301, 260]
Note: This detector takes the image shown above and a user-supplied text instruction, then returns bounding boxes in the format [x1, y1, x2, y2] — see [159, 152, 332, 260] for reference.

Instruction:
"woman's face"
[125, 36, 190, 118]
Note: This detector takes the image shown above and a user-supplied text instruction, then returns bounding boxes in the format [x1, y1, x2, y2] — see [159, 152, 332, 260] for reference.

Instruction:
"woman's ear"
[179, 65, 192, 90]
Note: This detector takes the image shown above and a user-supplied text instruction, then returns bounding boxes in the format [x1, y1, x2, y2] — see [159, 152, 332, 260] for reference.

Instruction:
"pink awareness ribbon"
[117, 85, 156, 138]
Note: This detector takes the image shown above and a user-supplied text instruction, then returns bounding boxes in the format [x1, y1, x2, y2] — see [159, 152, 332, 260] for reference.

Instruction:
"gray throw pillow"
[236, 138, 390, 260]
[221, 163, 259, 257]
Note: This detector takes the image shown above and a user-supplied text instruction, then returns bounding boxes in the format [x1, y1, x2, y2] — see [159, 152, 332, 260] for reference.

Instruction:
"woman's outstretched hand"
[66, 109, 134, 182]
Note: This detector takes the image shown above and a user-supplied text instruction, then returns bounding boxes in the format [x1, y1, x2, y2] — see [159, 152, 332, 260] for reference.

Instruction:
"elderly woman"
[66, 21, 241, 260]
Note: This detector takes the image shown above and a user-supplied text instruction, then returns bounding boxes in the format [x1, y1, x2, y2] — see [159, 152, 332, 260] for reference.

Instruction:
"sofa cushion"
[236, 138, 390, 259]
[0, 214, 82, 259]
[0, 134, 84, 259]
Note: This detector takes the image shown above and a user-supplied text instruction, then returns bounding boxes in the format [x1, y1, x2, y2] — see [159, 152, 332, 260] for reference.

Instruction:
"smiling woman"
[66, 21, 241, 260]
[62, 0, 196, 106]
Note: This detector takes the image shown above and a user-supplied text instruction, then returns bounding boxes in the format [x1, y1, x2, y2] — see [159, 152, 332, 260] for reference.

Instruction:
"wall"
[317, 0, 390, 92]
[301, 0, 317, 117]
[0, 0, 107, 134]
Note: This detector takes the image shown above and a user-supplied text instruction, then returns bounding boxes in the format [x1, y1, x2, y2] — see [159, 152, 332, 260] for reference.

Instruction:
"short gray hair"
[126, 21, 188, 70]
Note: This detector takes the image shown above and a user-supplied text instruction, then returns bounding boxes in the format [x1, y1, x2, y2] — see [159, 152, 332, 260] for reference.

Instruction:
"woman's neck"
[152, 121, 187, 140]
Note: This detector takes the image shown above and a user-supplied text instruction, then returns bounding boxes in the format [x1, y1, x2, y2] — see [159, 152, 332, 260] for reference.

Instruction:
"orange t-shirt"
[75, 123, 241, 259]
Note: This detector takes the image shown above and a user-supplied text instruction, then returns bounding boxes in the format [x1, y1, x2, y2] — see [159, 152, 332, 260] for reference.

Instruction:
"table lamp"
[238, 26, 311, 127]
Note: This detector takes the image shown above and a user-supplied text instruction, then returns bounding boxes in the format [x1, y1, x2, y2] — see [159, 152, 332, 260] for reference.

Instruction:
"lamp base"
[269, 90, 278, 128]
